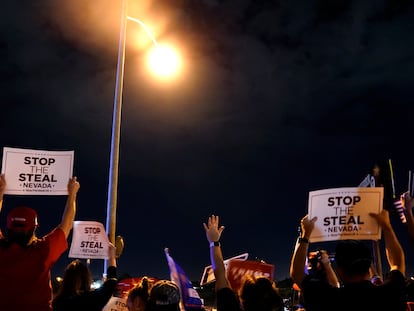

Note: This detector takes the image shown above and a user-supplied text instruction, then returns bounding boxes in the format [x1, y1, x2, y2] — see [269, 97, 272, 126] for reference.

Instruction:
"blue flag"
[164, 248, 204, 310]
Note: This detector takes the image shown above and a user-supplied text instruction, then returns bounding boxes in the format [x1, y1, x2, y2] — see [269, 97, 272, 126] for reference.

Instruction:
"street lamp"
[105, 0, 179, 272]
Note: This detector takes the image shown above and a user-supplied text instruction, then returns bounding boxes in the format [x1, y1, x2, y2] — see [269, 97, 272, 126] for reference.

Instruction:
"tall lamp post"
[105, 0, 173, 272]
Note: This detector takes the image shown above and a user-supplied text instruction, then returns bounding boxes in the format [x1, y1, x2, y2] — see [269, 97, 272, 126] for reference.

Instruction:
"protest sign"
[69, 221, 110, 259]
[200, 252, 249, 285]
[102, 296, 128, 311]
[1, 147, 74, 195]
[226, 259, 274, 293]
[308, 187, 383, 242]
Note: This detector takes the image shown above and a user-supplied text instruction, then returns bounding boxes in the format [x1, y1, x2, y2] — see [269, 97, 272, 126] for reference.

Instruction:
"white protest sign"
[69, 221, 110, 259]
[308, 187, 383, 242]
[102, 296, 128, 311]
[1, 147, 74, 195]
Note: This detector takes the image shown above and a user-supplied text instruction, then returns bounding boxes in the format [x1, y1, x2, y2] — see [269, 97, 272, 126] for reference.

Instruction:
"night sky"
[1, 0, 414, 284]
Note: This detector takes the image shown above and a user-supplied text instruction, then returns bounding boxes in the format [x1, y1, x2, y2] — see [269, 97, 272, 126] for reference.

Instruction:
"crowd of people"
[2, 171, 414, 311]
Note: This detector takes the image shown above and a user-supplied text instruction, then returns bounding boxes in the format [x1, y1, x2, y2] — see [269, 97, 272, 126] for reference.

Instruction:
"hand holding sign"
[1, 147, 74, 195]
[308, 187, 383, 242]
[0, 174, 5, 197]
[369, 209, 391, 230]
[115, 235, 125, 258]
[299, 214, 317, 240]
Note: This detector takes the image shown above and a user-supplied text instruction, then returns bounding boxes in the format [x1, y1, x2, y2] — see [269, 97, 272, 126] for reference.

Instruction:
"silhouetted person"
[145, 280, 181, 311]
[52, 242, 117, 311]
[127, 276, 154, 311]
[203, 214, 284, 311]
[0, 174, 80, 311]
[290, 209, 406, 311]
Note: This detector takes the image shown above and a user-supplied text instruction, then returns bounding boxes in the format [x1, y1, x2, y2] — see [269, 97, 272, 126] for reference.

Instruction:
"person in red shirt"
[0, 173, 80, 311]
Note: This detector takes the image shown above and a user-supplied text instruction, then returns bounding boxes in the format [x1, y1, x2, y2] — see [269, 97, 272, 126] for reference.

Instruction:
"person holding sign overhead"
[402, 191, 414, 247]
[290, 209, 406, 311]
[52, 242, 118, 311]
[0, 174, 80, 311]
[399, 191, 414, 309]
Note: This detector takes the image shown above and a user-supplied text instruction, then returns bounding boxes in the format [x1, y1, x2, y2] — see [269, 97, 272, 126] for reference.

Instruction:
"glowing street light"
[148, 45, 180, 79]
[127, 16, 181, 81]
[105, 0, 180, 272]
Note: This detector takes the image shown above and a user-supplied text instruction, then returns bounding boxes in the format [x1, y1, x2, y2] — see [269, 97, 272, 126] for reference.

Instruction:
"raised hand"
[203, 214, 225, 243]
[0, 174, 6, 197]
[300, 214, 317, 238]
[67, 176, 80, 195]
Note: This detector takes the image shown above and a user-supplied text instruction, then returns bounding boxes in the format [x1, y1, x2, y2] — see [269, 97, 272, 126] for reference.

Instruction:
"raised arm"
[58, 177, 80, 238]
[107, 242, 117, 268]
[319, 250, 340, 288]
[290, 214, 317, 288]
[369, 209, 405, 276]
[0, 174, 5, 237]
[402, 192, 414, 246]
[0, 174, 5, 213]
[203, 215, 228, 291]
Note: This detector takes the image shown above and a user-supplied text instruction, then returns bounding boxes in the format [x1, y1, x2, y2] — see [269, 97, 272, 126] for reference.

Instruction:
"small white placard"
[69, 221, 110, 259]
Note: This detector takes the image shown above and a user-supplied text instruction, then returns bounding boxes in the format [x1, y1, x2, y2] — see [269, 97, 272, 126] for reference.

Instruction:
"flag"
[164, 248, 204, 310]
[358, 159, 406, 223]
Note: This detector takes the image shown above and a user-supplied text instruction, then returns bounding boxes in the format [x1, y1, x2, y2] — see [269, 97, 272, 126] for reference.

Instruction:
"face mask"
[7, 230, 35, 247]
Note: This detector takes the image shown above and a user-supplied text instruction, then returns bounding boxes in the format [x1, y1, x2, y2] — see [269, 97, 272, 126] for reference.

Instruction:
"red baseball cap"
[7, 206, 38, 231]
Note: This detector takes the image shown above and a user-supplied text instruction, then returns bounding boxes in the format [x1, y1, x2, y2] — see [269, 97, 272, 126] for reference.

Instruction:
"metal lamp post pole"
[104, 0, 128, 273]
[104, 0, 164, 275]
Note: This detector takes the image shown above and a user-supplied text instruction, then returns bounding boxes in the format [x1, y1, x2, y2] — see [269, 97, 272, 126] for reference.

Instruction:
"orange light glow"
[147, 45, 181, 81]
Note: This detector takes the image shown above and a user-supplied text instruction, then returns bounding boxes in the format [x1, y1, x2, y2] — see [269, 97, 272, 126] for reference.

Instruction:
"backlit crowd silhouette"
[1, 173, 414, 311]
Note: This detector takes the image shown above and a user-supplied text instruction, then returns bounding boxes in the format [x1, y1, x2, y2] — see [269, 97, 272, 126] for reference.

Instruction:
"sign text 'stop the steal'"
[1, 147, 74, 195]
[308, 187, 383, 242]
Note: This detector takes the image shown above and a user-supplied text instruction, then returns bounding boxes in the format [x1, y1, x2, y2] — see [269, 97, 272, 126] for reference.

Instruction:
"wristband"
[209, 241, 220, 248]
[298, 237, 309, 244]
